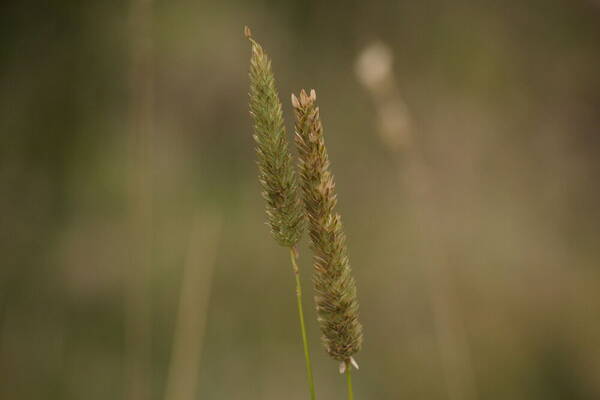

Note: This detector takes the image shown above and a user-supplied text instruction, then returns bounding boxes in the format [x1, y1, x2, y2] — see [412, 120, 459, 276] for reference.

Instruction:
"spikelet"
[292, 89, 363, 366]
[246, 27, 304, 247]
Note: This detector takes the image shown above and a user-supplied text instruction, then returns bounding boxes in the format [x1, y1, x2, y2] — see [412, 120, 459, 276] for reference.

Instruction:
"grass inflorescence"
[292, 89, 363, 368]
[246, 26, 363, 400]
[246, 26, 304, 248]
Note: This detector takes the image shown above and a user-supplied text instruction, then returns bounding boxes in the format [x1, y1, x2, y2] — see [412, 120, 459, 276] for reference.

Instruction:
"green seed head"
[247, 28, 304, 247]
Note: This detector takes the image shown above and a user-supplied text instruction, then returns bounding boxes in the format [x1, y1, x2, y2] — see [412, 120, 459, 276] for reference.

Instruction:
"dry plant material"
[292, 89, 363, 368]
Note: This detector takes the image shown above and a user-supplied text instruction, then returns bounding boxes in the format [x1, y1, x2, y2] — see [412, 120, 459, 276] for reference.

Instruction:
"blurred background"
[2, 0, 600, 399]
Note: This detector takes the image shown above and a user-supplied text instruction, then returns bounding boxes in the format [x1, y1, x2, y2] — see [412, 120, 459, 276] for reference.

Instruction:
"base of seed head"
[339, 357, 360, 374]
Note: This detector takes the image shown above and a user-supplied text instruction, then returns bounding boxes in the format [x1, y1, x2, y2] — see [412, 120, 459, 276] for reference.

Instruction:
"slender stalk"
[289, 247, 316, 400]
[345, 361, 354, 400]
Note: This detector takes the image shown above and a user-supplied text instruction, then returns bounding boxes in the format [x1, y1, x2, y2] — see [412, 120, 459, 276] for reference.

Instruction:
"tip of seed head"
[291, 93, 300, 108]
[299, 89, 309, 104]
[295, 89, 317, 108]
[244, 26, 252, 39]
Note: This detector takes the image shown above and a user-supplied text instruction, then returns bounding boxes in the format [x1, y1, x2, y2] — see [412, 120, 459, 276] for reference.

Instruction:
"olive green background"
[2, 1, 600, 399]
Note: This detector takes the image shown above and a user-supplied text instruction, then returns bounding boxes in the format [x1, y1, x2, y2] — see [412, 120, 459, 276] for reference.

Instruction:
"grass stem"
[289, 248, 316, 400]
[346, 362, 354, 400]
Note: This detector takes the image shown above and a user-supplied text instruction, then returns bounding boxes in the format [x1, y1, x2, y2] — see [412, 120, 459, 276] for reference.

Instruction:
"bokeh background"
[2, 1, 600, 399]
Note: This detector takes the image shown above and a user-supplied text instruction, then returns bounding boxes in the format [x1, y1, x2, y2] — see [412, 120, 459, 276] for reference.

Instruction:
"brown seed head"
[292, 89, 363, 363]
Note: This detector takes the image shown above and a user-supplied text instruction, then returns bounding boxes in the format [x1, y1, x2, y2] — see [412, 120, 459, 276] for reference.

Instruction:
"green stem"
[346, 361, 354, 400]
[289, 247, 316, 400]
